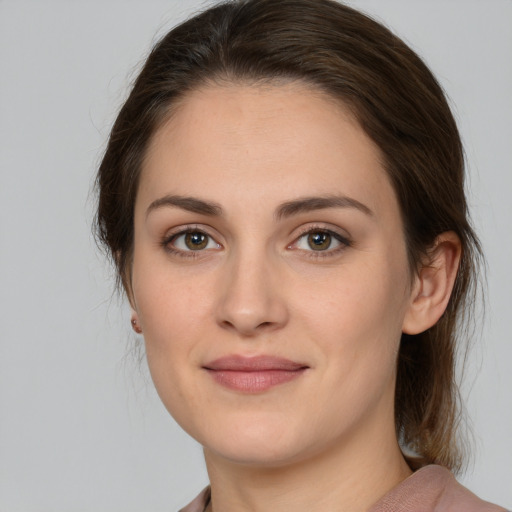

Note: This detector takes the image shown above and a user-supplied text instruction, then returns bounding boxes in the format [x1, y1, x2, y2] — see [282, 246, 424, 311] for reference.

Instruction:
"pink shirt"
[179, 465, 508, 512]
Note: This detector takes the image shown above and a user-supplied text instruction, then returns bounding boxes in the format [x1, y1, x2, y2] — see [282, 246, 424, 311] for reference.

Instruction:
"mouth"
[203, 355, 309, 393]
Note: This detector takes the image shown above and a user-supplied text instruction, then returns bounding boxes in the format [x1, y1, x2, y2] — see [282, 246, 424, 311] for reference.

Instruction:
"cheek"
[130, 259, 211, 400]
[131, 263, 215, 429]
[133, 255, 214, 341]
[304, 260, 406, 329]
[297, 271, 405, 433]
[297, 256, 409, 374]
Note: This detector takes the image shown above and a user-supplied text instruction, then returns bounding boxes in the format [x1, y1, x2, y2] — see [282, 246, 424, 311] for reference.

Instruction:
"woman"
[95, 0, 507, 510]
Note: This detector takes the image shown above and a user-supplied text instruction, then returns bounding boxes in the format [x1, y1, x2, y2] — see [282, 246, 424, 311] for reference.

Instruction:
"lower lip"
[206, 369, 306, 392]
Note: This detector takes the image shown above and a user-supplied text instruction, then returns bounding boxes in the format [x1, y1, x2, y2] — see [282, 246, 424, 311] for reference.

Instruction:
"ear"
[124, 276, 136, 310]
[402, 232, 462, 335]
[116, 250, 136, 309]
[115, 251, 141, 332]
[130, 310, 143, 334]
[125, 278, 140, 330]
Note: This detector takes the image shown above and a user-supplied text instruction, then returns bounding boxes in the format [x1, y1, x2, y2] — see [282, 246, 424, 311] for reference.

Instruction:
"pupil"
[190, 233, 204, 245]
[308, 232, 331, 250]
[185, 232, 208, 250]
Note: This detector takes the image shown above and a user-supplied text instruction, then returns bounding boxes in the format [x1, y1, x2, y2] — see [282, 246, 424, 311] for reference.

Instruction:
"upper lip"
[203, 355, 308, 372]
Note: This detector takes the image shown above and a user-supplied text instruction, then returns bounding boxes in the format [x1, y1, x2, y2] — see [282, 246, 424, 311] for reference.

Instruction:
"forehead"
[138, 83, 397, 220]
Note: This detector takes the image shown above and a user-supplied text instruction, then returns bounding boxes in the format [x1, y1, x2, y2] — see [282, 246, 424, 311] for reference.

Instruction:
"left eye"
[171, 231, 220, 251]
[295, 230, 344, 252]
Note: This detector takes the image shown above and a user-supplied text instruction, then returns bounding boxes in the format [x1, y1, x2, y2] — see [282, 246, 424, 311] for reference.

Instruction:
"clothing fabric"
[178, 465, 508, 512]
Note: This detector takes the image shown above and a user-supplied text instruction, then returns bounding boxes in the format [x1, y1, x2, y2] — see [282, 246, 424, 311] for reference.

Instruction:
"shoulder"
[178, 468, 509, 512]
[370, 465, 508, 512]
[178, 486, 210, 512]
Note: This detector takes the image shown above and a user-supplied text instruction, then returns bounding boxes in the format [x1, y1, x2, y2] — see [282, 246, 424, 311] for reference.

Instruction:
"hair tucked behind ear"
[95, 0, 482, 472]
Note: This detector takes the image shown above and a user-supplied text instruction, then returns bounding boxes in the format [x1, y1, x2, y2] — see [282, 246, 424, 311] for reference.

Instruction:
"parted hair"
[95, 0, 482, 472]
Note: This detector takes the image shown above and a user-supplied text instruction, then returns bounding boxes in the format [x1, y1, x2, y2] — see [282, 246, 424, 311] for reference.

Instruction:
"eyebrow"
[145, 193, 373, 220]
[275, 195, 373, 220]
[146, 195, 223, 218]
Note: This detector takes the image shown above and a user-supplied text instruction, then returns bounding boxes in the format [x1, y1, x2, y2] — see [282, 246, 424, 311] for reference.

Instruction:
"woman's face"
[131, 83, 416, 467]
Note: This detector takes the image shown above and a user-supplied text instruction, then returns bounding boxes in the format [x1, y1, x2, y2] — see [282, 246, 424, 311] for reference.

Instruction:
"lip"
[203, 355, 309, 393]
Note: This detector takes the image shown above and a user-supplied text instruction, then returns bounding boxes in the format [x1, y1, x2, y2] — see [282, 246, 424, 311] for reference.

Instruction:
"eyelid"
[161, 224, 222, 257]
[291, 223, 351, 242]
[288, 224, 352, 256]
[160, 222, 351, 259]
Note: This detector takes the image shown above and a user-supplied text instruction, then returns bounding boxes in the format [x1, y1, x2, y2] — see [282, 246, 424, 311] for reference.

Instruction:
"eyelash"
[291, 225, 352, 259]
[161, 225, 219, 259]
[161, 224, 352, 260]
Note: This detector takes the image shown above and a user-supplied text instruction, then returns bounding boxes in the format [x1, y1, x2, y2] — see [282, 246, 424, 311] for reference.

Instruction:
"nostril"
[221, 320, 235, 329]
[215, 287, 289, 335]
[218, 318, 278, 335]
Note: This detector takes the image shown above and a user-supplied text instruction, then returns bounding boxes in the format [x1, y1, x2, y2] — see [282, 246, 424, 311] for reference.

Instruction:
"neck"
[204, 410, 412, 512]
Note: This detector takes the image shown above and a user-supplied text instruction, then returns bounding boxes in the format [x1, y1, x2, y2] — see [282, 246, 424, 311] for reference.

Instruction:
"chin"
[199, 415, 319, 468]
[207, 440, 306, 468]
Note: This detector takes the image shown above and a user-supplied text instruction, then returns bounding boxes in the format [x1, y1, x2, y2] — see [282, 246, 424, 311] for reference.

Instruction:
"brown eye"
[184, 231, 209, 250]
[292, 228, 349, 255]
[164, 229, 221, 256]
[307, 231, 332, 251]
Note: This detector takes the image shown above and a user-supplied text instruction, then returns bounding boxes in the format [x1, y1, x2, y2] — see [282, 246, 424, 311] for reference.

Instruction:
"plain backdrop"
[0, 1, 511, 510]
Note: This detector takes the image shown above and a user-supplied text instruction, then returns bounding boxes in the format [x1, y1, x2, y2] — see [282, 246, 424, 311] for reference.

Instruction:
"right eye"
[166, 230, 221, 253]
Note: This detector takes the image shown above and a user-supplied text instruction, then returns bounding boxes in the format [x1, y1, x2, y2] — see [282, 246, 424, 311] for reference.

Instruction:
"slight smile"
[203, 355, 309, 393]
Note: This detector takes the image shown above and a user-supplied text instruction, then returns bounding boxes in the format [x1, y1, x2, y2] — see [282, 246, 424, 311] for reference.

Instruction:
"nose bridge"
[215, 240, 288, 336]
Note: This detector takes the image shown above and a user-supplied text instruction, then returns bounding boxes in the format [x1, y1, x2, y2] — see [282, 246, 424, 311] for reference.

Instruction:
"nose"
[215, 250, 289, 337]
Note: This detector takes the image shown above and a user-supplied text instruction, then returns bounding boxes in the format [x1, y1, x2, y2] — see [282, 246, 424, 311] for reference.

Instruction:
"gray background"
[1, 0, 510, 510]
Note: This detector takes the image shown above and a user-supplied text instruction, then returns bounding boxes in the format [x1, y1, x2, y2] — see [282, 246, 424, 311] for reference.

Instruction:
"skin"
[129, 83, 460, 512]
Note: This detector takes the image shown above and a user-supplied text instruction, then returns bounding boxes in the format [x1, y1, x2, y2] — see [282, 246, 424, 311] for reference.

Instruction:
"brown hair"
[95, 0, 481, 472]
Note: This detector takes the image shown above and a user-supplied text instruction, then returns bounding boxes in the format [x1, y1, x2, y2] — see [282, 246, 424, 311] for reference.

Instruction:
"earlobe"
[402, 232, 462, 335]
[124, 264, 141, 333]
[131, 312, 143, 334]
